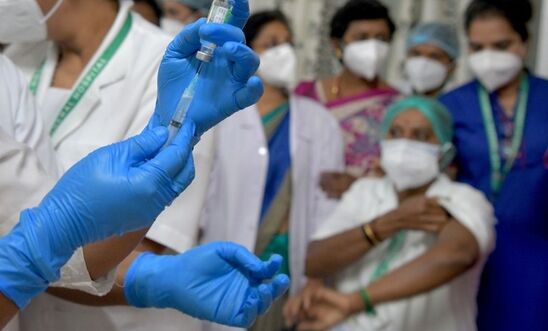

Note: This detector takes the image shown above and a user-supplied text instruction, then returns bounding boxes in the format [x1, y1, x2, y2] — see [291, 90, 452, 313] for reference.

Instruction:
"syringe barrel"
[196, 0, 233, 62]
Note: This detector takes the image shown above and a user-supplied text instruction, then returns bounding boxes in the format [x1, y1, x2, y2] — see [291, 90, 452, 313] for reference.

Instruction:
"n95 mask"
[343, 39, 390, 81]
[0, 0, 64, 43]
[258, 43, 297, 89]
[381, 139, 441, 192]
[469, 50, 523, 92]
[405, 56, 449, 94]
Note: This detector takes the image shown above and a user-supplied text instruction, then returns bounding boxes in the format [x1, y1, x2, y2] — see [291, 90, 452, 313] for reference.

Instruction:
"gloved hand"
[124, 242, 291, 327]
[0, 122, 196, 308]
[149, 18, 263, 137]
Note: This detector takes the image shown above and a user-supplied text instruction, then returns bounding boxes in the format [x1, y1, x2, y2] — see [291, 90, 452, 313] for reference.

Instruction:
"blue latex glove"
[0, 122, 196, 308]
[124, 242, 291, 327]
[149, 18, 263, 137]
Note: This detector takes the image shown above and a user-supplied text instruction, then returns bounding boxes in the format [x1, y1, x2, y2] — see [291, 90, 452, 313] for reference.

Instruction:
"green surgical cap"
[406, 22, 460, 60]
[164, 0, 212, 13]
[381, 96, 454, 146]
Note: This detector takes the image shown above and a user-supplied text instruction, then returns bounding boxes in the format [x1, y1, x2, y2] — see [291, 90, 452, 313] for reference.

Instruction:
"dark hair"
[330, 0, 396, 40]
[133, 0, 163, 24]
[465, 0, 533, 41]
[243, 10, 291, 47]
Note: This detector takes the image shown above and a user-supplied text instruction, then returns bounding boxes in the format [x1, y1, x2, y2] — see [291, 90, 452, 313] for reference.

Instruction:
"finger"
[221, 42, 260, 82]
[218, 243, 271, 279]
[419, 214, 450, 224]
[271, 273, 290, 299]
[165, 19, 205, 59]
[234, 76, 264, 110]
[172, 153, 195, 194]
[199, 24, 245, 47]
[297, 319, 326, 331]
[145, 121, 195, 179]
[127, 127, 168, 164]
[283, 297, 301, 327]
[257, 284, 274, 315]
[227, 0, 250, 28]
[236, 289, 259, 328]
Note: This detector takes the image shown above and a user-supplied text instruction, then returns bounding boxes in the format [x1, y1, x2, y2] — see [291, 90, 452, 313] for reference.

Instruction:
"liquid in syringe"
[163, 0, 233, 148]
[165, 63, 204, 147]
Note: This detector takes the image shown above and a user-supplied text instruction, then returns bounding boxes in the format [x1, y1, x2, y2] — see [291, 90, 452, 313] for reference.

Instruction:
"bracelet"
[363, 223, 381, 246]
[361, 224, 375, 246]
[359, 288, 377, 316]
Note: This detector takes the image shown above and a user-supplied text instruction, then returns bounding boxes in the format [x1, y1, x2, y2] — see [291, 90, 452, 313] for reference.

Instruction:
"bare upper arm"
[435, 219, 480, 268]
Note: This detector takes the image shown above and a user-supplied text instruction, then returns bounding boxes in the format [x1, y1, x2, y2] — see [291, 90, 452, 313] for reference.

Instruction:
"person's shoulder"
[528, 73, 548, 89]
[129, 12, 171, 49]
[348, 177, 392, 197]
[441, 80, 478, 101]
[439, 175, 491, 208]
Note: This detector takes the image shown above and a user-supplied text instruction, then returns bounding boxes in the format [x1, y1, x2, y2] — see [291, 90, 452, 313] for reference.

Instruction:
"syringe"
[163, 0, 234, 149]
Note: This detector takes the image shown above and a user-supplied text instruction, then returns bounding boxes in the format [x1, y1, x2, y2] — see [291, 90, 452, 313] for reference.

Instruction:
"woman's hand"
[297, 287, 355, 331]
[319, 172, 357, 199]
[283, 279, 324, 327]
[373, 195, 451, 240]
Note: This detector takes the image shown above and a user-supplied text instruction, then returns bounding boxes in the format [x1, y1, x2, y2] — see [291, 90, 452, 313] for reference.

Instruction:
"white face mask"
[405, 56, 449, 94]
[0, 0, 63, 44]
[381, 139, 441, 192]
[343, 39, 390, 81]
[469, 50, 523, 92]
[258, 43, 297, 88]
[160, 17, 186, 37]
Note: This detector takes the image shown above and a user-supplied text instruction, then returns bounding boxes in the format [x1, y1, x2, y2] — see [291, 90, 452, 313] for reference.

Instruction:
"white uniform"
[7, 4, 207, 331]
[200, 95, 345, 331]
[0, 56, 115, 330]
[312, 175, 496, 331]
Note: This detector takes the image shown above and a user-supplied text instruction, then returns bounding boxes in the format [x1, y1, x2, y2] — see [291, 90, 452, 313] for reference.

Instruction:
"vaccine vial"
[196, 0, 234, 62]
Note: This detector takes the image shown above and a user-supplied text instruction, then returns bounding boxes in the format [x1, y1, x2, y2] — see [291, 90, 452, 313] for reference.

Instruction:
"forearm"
[0, 293, 18, 329]
[83, 229, 148, 280]
[306, 215, 400, 278]
[306, 228, 374, 278]
[347, 221, 479, 313]
[49, 238, 166, 306]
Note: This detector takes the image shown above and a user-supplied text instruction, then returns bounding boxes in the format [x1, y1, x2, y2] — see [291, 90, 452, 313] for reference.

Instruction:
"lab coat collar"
[45, 3, 133, 147]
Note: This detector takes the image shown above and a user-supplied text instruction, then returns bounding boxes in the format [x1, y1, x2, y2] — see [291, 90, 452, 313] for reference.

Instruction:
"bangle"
[363, 223, 381, 246]
[359, 288, 377, 316]
[361, 224, 375, 246]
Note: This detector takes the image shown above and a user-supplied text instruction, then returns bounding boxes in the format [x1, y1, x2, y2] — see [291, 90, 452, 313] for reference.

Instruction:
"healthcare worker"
[199, 10, 345, 331]
[0, 123, 289, 330]
[401, 22, 460, 97]
[160, 0, 211, 36]
[295, 0, 401, 199]
[285, 96, 495, 331]
[440, 0, 548, 330]
[0, 5, 272, 327]
[0, 0, 263, 329]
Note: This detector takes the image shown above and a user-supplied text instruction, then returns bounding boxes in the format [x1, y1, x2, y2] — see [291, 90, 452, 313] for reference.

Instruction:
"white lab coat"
[7, 4, 205, 331]
[200, 95, 345, 331]
[312, 175, 496, 331]
[0, 56, 115, 330]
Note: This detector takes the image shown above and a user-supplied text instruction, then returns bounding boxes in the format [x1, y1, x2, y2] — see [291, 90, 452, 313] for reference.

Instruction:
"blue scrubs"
[440, 75, 548, 331]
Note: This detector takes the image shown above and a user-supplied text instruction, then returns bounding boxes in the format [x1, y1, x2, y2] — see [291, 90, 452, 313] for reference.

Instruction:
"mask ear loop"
[40, 0, 64, 23]
[438, 142, 456, 170]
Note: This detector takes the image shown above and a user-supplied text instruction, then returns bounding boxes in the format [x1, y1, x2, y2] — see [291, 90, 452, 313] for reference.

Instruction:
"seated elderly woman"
[284, 96, 496, 331]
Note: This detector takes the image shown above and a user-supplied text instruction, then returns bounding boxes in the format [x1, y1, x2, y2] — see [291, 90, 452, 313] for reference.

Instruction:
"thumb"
[234, 76, 264, 110]
[126, 127, 168, 164]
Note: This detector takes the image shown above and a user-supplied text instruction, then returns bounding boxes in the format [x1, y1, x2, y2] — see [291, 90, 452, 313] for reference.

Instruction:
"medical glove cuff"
[0, 208, 72, 308]
[124, 252, 161, 308]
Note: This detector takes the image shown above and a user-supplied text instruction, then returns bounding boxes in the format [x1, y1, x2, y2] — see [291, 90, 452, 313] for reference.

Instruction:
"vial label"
[210, 6, 229, 23]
